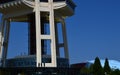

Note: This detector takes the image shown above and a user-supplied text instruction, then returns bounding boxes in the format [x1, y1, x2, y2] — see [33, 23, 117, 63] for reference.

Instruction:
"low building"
[5, 55, 69, 68]
[71, 62, 93, 69]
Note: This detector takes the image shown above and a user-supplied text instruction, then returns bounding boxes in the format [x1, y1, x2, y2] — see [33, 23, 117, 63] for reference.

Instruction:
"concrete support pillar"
[2, 19, 10, 67]
[0, 17, 5, 67]
[61, 20, 69, 59]
[0, 16, 4, 60]
[28, 14, 36, 55]
[35, 0, 42, 67]
[35, 0, 57, 67]
[49, 0, 57, 67]
[55, 23, 60, 57]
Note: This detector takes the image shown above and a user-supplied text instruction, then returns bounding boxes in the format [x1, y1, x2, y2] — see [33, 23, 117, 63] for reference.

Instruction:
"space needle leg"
[49, 0, 57, 67]
[0, 16, 5, 67]
[0, 16, 5, 66]
[35, 0, 42, 67]
[61, 20, 69, 59]
[2, 19, 10, 67]
[55, 23, 60, 57]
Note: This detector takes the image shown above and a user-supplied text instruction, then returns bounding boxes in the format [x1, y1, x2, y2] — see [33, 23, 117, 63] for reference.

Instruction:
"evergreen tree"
[80, 67, 90, 74]
[104, 58, 111, 74]
[110, 69, 120, 75]
[93, 57, 104, 75]
[89, 64, 94, 74]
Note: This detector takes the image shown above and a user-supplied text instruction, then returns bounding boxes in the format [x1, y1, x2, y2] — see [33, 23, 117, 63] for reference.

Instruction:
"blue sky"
[67, 0, 120, 63]
[1, 0, 120, 64]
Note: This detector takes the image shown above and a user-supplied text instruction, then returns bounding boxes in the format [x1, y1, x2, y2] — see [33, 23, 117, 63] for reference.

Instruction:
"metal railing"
[0, 0, 76, 10]
[40, 0, 76, 10]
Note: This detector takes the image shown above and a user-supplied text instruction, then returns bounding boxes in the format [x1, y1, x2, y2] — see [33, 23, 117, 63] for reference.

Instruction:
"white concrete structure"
[0, 0, 76, 67]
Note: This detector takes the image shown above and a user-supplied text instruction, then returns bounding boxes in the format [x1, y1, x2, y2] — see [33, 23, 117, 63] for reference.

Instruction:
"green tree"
[80, 67, 90, 74]
[104, 58, 111, 74]
[110, 69, 120, 75]
[89, 64, 94, 74]
[93, 57, 104, 75]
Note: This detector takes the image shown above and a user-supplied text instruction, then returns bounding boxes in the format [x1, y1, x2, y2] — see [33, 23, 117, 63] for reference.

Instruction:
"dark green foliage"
[89, 64, 93, 74]
[104, 58, 111, 74]
[92, 57, 104, 75]
[78, 57, 120, 75]
[110, 69, 120, 75]
[80, 67, 90, 74]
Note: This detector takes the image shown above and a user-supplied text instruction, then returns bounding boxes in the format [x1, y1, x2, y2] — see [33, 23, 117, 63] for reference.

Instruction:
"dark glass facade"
[5, 55, 69, 67]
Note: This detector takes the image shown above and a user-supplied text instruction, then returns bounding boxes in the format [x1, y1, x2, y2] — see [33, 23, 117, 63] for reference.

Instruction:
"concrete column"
[61, 20, 69, 59]
[35, 0, 42, 67]
[55, 23, 60, 57]
[0, 17, 5, 66]
[28, 14, 36, 55]
[49, 0, 57, 67]
[0, 17, 4, 60]
[2, 19, 10, 67]
[0, 33, 1, 55]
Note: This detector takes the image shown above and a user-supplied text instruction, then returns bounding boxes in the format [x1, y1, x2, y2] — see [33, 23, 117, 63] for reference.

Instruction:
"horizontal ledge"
[41, 35, 51, 39]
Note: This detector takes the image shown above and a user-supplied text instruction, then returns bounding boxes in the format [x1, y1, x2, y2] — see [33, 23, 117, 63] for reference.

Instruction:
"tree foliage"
[92, 57, 104, 75]
[89, 64, 93, 74]
[78, 57, 120, 75]
[110, 69, 120, 75]
[104, 58, 111, 74]
[80, 67, 90, 74]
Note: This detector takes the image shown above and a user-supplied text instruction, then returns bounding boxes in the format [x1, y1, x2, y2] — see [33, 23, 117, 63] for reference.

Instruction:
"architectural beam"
[49, 0, 57, 67]
[35, 0, 42, 67]
[55, 23, 60, 57]
[2, 19, 10, 67]
[0, 17, 4, 62]
[61, 20, 69, 59]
